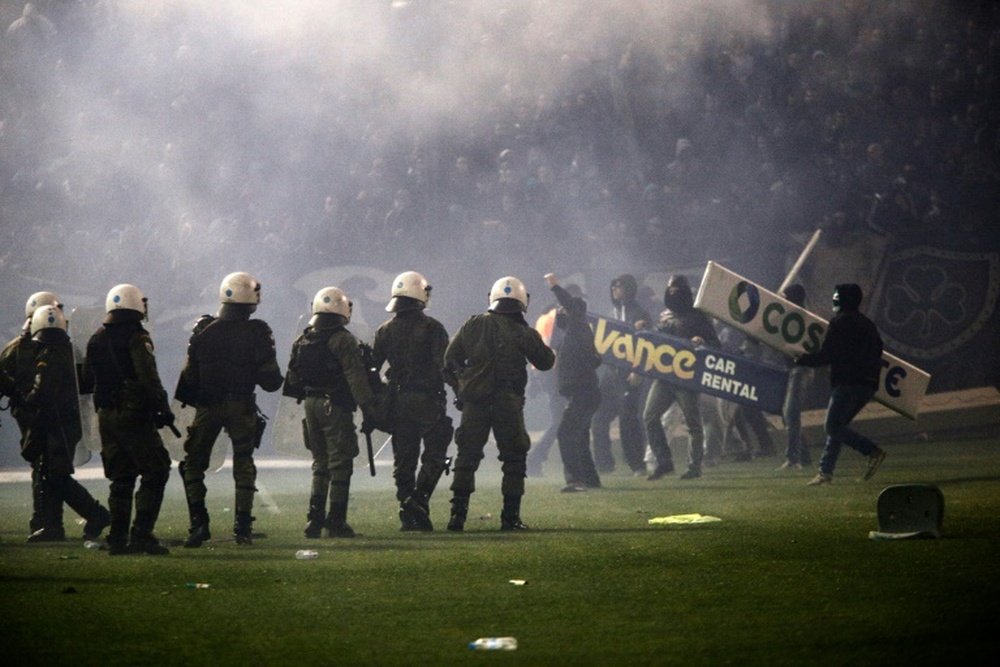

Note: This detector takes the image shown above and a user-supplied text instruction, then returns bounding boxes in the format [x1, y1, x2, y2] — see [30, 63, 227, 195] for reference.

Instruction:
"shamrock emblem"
[884, 265, 965, 340]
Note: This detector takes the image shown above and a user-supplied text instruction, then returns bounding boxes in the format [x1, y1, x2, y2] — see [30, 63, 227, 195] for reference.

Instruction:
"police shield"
[271, 314, 312, 459]
[165, 315, 226, 473]
[67, 305, 103, 464]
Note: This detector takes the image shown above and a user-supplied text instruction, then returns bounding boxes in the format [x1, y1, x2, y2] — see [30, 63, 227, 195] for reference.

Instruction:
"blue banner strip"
[586, 314, 790, 414]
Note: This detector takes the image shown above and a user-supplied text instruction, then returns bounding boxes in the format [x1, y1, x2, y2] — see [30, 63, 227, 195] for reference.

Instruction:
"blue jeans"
[818, 384, 877, 476]
[643, 381, 703, 471]
[782, 366, 811, 464]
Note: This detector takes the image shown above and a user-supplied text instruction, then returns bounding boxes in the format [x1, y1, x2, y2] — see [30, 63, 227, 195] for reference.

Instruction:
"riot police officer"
[283, 287, 375, 538]
[371, 271, 454, 531]
[444, 276, 555, 531]
[1, 291, 67, 535]
[83, 285, 174, 555]
[17, 305, 110, 542]
[177, 272, 283, 546]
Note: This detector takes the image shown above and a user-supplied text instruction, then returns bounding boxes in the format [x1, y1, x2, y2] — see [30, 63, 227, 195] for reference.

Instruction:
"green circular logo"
[728, 281, 760, 324]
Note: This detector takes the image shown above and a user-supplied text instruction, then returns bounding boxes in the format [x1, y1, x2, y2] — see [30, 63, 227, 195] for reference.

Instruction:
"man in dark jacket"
[590, 274, 651, 475]
[643, 274, 721, 480]
[444, 276, 555, 531]
[177, 272, 284, 546]
[84, 284, 174, 555]
[544, 274, 602, 492]
[795, 283, 886, 485]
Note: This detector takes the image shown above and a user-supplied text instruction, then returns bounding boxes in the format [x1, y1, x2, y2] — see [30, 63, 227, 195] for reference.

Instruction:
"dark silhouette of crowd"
[2, 1, 998, 312]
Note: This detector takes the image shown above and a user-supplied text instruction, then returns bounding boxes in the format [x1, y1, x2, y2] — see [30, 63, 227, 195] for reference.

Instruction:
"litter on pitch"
[868, 484, 943, 540]
[509, 579, 527, 586]
[648, 513, 722, 525]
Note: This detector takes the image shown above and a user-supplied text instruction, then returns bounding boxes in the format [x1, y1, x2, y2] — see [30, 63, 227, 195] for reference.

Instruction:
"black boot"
[500, 494, 528, 531]
[326, 503, 355, 538]
[106, 492, 133, 556]
[447, 495, 469, 532]
[233, 512, 254, 545]
[304, 494, 326, 539]
[184, 501, 211, 549]
[83, 505, 111, 541]
[129, 511, 169, 555]
[27, 475, 65, 543]
[29, 466, 44, 533]
[399, 495, 433, 532]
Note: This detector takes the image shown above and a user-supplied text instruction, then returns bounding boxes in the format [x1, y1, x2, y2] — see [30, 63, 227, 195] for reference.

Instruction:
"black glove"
[153, 410, 176, 429]
[452, 397, 464, 412]
[360, 409, 376, 435]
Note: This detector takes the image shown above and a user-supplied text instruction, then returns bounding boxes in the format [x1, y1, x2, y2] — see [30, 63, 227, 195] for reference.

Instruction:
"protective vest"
[291, 327, 354, 408]
[191, 319, 267, 401]
[86, 323, 139, 410]
[378, 313, 445, 392]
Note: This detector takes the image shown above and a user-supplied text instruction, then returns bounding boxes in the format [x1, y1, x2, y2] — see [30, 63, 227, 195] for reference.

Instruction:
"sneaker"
[863, 448, 886, 481]
[777, 460, 802, 471]
[679, 468, 701, 480]
[807, 473, 832, 486]
[560, 484, 587, 493]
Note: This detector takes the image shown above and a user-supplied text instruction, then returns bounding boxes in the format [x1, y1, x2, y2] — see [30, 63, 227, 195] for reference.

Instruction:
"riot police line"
[0, 270, 555, 553]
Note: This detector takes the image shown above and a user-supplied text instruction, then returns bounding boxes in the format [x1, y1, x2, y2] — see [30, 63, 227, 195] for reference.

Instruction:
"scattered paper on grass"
[508, 579, 527, 586]
[868, 530, 939, 540]
[648, 513, 722, 525]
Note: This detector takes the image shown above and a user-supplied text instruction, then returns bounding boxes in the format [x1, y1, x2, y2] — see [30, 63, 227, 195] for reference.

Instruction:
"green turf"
[2, 438, 998, 666]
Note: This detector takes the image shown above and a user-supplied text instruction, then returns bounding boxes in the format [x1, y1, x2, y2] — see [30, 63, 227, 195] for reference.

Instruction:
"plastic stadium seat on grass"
[870, 484, 944, 539]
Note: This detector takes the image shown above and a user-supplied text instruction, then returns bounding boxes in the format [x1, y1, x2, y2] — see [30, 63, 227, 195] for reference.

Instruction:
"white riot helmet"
[105, 284, 148, 317]
[386, 271, 431, 312]
[488, 276, 529, 313]
[312, 287, 352, 321]
[220, 272, 262, 305]
[24, 291, 61, 319]
[30, 304, 68, 335]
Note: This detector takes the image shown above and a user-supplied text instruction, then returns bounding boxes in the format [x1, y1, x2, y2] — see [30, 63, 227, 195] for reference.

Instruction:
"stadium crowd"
[1, 1, 998, 305]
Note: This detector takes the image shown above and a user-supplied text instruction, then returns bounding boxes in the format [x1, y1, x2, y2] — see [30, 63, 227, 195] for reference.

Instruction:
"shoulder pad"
[192, 315, 215, 335]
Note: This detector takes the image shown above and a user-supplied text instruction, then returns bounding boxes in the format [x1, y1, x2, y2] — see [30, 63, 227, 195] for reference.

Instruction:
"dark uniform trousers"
[303, 396, 358, 509]
[98, 407, 171, 528]
[182, 399, 259, 513]
[390, 390, 453, 502]
[450, 390, 531, 498]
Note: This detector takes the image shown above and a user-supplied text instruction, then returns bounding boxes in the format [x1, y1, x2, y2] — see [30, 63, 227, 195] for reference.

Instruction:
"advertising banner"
[694, 261, 931, 420]
[586, 314, 789, 414]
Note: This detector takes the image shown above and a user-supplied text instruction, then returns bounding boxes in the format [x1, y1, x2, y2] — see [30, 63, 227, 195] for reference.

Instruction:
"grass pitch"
[1, 437, 998, 666]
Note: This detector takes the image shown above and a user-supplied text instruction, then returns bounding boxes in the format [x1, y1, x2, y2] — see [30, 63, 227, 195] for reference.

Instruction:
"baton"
[365, 430, 376, 477]
[167, 423, 182, 438]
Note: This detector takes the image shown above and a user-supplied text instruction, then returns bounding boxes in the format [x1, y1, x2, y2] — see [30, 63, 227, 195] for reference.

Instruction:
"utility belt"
[391, 381, 445, 396]
[94, 384, 143, 412]
[304, 387, 355, 409]
[200, 390, 256, 405]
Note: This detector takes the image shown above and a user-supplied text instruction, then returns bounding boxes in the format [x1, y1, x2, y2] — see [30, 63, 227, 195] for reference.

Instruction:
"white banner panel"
[694, 261, 931, 421]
